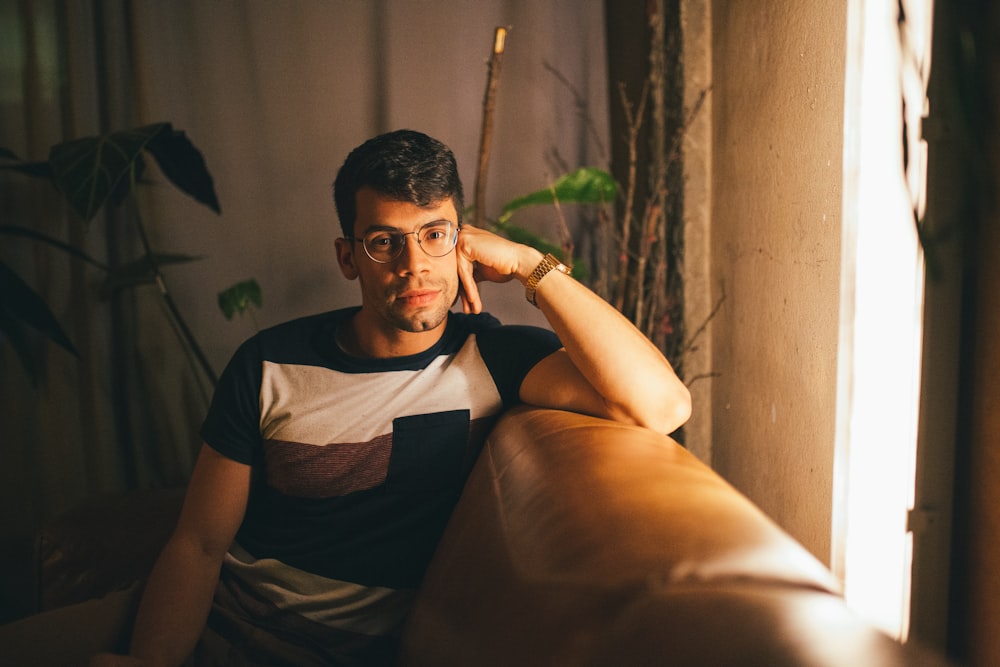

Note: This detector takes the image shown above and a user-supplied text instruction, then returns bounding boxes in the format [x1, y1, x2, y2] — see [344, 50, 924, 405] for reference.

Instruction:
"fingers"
[457, 254, 482, 314]
[457, 225, 520, 283]
[455, 225, 528, 314]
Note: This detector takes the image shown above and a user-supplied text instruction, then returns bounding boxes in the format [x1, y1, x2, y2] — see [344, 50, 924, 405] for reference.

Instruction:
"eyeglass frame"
[345, 219, 461, 264]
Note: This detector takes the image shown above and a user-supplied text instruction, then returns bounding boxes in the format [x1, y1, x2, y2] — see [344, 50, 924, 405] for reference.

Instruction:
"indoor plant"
[0, 122, 260, 387]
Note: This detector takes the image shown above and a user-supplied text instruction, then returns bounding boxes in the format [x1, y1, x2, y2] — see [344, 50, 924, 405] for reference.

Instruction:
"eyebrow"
[359, 219, 454, 235]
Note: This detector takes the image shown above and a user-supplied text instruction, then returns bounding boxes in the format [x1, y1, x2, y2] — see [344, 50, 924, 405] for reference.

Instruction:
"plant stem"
[542, 61, 608, 162]
[474, 26, 509, 227]
[547, 182, 575, 260]
[155, 275, 218, 386]
[130, 186, 218, 387]
[647, 0, 668, 346]
[679, 287, 726, 358]
[614, 81, 648, 312]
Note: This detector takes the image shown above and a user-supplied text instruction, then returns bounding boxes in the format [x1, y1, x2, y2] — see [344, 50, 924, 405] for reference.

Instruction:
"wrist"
[515, 246, 545, 284]
[524, 252, 572, 306]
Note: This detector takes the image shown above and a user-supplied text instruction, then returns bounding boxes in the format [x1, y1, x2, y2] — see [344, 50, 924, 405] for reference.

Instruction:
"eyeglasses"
[347, 220, 459, 264]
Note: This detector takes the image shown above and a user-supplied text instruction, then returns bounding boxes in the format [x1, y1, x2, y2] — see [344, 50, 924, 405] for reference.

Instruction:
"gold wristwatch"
[525, 253, 571, 306]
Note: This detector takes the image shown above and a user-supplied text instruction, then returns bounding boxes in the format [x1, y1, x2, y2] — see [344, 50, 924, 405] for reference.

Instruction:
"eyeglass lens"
[363, 221, 457, 262]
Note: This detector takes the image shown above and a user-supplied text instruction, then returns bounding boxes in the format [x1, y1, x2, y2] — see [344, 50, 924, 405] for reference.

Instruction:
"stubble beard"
[386, 302, 449, 332]
[384, 280, 456, 333]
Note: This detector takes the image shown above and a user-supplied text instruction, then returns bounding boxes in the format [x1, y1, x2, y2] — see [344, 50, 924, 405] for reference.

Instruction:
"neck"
[339, 310, 448, 358]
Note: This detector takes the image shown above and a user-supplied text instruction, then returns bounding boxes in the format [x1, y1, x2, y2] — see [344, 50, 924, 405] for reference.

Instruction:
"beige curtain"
[0, 0, 608, 600]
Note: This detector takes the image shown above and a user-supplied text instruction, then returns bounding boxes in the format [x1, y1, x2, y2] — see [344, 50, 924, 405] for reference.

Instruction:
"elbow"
[612, 381, 692, 435]
[663, 384, 693, 435]
[645, 383, 691, 435]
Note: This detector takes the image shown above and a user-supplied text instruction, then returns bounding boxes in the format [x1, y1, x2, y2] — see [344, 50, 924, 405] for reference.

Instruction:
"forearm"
[457, 227, 691, 433]
[532, 264, 691, 432]
[128, 536, 225, 666]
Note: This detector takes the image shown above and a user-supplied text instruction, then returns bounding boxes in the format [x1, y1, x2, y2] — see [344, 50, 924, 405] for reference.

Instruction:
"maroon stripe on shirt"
[264, 433, 393, 498]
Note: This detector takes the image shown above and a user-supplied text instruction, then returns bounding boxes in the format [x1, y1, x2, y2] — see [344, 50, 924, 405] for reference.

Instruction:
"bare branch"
[474, 26, 510, 228]
[542, 61, 608, 161]
[547, 181, 575, 260]
[613, 80, 648, 312]
[686, 371, 722, 387]
[680, 286, 727, 357]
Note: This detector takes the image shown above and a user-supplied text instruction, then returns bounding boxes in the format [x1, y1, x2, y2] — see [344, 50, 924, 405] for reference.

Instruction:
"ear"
[335, 237, 359, 280]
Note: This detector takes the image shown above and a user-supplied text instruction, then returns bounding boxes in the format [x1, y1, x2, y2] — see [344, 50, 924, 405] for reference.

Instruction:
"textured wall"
[707, 1, 847, 563]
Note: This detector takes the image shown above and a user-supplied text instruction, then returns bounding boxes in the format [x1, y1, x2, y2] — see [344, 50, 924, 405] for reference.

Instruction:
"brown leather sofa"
[398, 407, 946, 666]
[5, 407, 947, 665]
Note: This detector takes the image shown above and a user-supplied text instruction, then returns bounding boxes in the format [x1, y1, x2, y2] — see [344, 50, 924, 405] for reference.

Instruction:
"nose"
[396, 231, 430, 274]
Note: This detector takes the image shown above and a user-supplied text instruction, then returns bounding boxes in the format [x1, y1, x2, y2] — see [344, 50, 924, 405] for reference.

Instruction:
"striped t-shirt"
[200, 307, 561, 660]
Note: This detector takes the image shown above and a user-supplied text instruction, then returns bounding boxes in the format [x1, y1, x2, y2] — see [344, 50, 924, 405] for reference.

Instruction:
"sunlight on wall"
[834, 0, 933, 641]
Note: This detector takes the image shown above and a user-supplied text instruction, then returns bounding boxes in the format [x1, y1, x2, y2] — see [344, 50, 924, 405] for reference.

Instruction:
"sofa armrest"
[34, 488, 184, 612]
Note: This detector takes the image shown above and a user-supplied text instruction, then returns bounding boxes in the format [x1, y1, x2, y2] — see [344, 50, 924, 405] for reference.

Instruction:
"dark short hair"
[333, 129, 464, 237]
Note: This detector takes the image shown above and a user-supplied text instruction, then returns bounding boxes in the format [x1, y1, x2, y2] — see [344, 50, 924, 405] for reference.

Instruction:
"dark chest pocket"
[386, 409, 471, 493]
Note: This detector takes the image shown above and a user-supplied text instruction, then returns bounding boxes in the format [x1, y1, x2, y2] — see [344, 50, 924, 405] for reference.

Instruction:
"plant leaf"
[0, 309, 42, 385]
[495, 224, 588, 282]
[0, 147, 54, 179]
[145, 126, 221, 214]
[99, 253, 204, 296]
[217, 279, 262, 320]
[109, 153, 146, 208]
[0, 225, 109, 271]
[48, 123, 172, 221]
[0, 260, 77, 356]
[498, 167, 617, 225]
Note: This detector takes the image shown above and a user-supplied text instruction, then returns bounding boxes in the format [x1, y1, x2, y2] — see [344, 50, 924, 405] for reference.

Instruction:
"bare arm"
[96, 445, 251, 667]
[456, 225, 691, 434]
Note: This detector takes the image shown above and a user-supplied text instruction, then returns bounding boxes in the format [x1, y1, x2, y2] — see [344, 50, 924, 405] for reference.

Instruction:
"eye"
[367, 232, 396, 248]
[422, 223, 451, 241]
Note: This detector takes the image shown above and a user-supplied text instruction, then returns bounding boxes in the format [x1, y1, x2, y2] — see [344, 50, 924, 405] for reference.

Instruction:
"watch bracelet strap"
[525, 253, 571, 306]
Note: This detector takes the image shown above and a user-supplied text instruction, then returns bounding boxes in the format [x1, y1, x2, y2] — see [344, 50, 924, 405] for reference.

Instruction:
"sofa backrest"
[398, 407, 947, 666]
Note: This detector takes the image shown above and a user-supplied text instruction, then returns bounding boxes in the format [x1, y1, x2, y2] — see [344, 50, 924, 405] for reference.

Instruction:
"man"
[96, 129, 690, 665]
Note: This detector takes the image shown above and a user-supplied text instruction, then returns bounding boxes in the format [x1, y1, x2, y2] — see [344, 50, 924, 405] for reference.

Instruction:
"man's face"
[337, 187, 460, 336]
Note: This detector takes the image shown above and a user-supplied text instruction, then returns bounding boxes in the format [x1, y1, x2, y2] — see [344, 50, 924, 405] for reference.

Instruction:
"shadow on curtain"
[0, 0, 205, 621]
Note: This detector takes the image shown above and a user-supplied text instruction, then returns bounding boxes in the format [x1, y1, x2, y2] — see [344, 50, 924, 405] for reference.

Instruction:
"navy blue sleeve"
[199, 337, 264, 465]
[475, 324, 562, 408]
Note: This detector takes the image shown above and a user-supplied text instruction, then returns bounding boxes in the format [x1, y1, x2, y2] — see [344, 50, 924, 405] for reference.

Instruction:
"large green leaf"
[496, 224, 589, 283]
[0, 260, 77, 357]
[108, 153, 146, 209]
[498, 167, 617, 225]
[47, 123, 220, 221]
[146, 125, 221, 214]
[49, 123, 171, 221]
